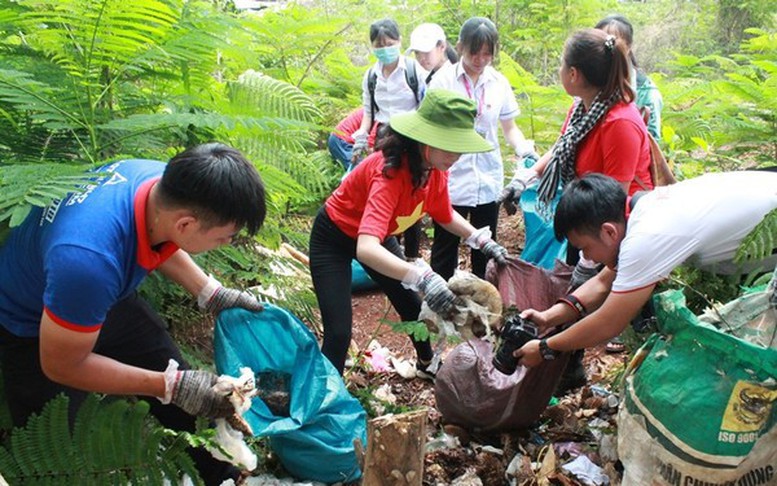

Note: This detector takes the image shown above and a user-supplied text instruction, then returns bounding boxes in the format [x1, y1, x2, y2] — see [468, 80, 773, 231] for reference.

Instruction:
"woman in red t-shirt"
[502, 28, 652, 220]
[310, 89, 508, 377]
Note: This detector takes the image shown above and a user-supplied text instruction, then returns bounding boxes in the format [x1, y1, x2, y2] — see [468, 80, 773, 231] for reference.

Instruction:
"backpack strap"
[404, 57, 420, 104]
[367, 67, 379, 124]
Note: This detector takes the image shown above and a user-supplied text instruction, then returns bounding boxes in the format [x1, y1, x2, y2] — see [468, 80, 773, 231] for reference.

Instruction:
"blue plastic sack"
[519, 183, 567, 270]
[214, 306, 367, 483]
[351, 259, 378, 292]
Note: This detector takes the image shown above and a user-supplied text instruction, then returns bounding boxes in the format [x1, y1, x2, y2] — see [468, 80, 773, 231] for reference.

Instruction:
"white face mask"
[373, 45, 400, 64]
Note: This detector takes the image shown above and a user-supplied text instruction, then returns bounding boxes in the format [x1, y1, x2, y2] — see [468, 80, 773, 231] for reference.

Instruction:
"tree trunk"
[363, 409, 428, 485]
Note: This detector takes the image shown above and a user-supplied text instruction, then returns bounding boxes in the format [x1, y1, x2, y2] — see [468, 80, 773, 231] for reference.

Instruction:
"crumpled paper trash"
[561, 455, 609, 485]
[209, 367, 259, 470]
[419, 271, 503, 344]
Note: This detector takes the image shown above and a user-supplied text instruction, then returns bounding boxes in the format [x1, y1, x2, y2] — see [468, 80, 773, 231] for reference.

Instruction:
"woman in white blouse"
[350, 18, 426, 164]
[429, 17, 534, 280]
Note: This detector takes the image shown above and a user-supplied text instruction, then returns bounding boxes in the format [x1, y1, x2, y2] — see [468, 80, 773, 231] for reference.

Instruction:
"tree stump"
[363, 409, 428, 485]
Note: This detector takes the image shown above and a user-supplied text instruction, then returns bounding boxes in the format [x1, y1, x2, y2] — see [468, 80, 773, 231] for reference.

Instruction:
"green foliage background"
[0, 0, 774, 481]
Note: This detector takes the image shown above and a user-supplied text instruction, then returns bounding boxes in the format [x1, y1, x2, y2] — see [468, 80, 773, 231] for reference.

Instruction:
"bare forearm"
[158, 250, 209, 297]
[43, 353, 166, 398]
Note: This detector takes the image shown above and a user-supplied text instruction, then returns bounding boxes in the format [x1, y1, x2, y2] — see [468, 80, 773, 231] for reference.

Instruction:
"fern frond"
[0, 164, 101, 227]
[230, 70, 322, 122]
[0, 394, 202, 485]
[735, 208, 777, 263]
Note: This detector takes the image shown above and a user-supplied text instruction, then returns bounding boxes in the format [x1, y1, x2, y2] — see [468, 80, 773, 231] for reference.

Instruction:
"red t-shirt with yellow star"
[325, 151, 454, 240]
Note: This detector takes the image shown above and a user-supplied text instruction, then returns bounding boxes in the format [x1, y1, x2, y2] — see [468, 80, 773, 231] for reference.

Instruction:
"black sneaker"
[416, 357, 441, 382]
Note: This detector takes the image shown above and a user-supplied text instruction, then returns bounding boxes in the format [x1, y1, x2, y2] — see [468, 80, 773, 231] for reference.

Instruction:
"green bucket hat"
[389, 89, 493, 153]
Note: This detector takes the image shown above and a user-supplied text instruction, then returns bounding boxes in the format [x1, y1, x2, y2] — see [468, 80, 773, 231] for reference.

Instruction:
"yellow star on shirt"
[393, 201, 425, 235]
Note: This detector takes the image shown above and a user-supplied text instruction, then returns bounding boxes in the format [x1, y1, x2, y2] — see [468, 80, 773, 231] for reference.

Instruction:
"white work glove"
[465, 227, 508, 266]
[351, 129, 369, 163]
[498, 165, 539, 216]
[161, 360, 235, 419]
[402, 260, 459, 317]
[514, 139, 539, 160]
[198, 276, 263, 316]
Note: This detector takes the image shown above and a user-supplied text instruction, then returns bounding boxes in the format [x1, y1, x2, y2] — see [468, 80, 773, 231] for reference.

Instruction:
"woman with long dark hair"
[309, 90, 508, 378]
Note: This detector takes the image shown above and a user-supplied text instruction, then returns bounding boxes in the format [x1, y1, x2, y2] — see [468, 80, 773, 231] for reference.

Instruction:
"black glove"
[497, 180, 526, 216]
[418, 271, 458, 317]
[480, 239, 508, 266]
[171, 370, 235, 419]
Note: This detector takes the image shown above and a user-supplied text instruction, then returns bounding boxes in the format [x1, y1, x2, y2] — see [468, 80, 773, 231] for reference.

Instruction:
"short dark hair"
[370, 19, 401, 44]
[563, 28, 634, 103]
[158, 143, 266, 235]
[458, 17, 498, 56]
[554, 174, 626, 240]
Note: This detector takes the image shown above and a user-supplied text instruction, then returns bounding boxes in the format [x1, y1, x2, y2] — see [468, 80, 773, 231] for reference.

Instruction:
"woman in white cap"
[408, 23, 459, 84]
[309, 90, 509, 378]
[429, 17, 535, 281]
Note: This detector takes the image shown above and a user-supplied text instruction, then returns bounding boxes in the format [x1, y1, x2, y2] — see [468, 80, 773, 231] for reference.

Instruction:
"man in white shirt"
[516, 172, 777, 366]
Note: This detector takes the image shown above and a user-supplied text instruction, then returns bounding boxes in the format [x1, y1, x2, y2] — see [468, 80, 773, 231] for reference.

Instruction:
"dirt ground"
[343, 214, 629, 485]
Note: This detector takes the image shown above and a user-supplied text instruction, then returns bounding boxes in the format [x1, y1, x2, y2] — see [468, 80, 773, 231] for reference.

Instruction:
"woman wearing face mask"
[310, 90, 509, 378]
[428, 17, 534, 281]
[408, 23, 459, 84]
[350, 18, 426, 165]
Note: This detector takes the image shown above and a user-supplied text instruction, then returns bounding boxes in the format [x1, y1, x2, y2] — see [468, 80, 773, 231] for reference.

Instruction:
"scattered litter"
[450, 469, 483, 486]
[561, 455, 609, 485]
[364, 340, 393, 372]
[389, 355, 417, 379]
[554, 441, 582, 458]
[425, 431, 461, 452]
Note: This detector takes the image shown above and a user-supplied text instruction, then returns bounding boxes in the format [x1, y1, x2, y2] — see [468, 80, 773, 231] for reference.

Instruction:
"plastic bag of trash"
[214, 306, 367, 483]
[619, 289, 777, 485]
[434, 257, 573, 431]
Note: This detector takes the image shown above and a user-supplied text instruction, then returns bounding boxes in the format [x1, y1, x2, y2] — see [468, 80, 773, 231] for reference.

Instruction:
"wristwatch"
[539, 338, 560, 361]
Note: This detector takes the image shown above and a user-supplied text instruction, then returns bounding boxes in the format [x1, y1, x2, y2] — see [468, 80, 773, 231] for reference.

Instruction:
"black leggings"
[309, 208, 433, 374]
[431, 202, 498, 280]
[0, 293, 238, 486]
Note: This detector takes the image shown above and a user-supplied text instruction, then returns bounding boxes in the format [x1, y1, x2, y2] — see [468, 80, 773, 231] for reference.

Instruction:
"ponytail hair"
[563, 28, 634, 103]
[595, 14, 638, 68]
[376, 126, 426, 191]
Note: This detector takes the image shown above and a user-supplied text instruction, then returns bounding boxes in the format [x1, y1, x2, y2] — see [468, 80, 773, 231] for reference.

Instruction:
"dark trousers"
[0, 293, 238, 486]
[309, 208, 433, 374]
[431, 202, 498, 281]
[401, 221, 422, 259]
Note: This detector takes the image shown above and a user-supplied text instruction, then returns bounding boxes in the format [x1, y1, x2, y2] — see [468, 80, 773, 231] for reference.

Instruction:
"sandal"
[605, 336, 626, 354]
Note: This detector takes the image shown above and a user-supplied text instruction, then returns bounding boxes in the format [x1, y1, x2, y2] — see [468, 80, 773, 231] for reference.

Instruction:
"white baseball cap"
[407, 23, 446, 53]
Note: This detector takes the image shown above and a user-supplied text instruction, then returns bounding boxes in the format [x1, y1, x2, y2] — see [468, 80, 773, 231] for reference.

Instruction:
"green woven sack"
[619, 290, 777, 484]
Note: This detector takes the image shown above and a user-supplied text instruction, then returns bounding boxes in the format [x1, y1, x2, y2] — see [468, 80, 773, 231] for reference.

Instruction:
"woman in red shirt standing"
[310, 89, 508, 377]
[503, 28, 652, 221]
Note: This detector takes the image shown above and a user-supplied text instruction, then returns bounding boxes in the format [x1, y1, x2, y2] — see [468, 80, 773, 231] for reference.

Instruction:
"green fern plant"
[0, 164, 105, 244]
[735, 207, 777, 264]
[0, 394, 203, 485]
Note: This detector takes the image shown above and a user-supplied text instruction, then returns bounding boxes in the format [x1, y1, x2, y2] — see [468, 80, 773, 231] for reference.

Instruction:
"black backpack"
[367, 57, 421, 124]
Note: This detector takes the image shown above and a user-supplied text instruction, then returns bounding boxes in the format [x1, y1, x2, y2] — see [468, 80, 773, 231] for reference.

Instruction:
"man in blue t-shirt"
[0, 143, 267, 485]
